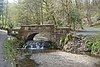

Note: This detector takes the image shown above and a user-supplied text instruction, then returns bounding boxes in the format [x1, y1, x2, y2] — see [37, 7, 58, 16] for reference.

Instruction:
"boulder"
[33, 33, 51, 41]
[63, 35, 88, 54]
[63, 41, 74, 52]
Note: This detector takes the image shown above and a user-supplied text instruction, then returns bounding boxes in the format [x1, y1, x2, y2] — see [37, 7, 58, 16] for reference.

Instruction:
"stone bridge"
[9, 24, 71, 44]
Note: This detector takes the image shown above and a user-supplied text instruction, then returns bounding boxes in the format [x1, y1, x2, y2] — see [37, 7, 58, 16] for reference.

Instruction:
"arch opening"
[23, 32, 55, 50]
[25, 33, 38, 42]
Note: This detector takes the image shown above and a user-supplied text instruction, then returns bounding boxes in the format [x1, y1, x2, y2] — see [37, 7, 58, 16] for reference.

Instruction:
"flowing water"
[16, 29, 100, 67]
[16, 40, 57, 67]
[16, 50, 60, 67]
[16, 54, 38, 67]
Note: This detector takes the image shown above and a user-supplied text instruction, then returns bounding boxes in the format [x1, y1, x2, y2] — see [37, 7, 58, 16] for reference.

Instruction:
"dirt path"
[0, 30, 7, 67]
[83, 27, 100, 31]
[31, 51, 100, 67]
[76, 27, 100, 35]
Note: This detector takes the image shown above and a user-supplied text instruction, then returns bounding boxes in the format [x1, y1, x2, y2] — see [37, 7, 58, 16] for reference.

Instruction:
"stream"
[16, 28, 100, 67]
[16, 50, 100, 67]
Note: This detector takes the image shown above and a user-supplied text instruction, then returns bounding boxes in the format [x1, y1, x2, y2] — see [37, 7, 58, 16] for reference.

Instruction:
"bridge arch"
[9, 25, 71, 45]
[33, 32, 51, 41]
[25, 33, 38, 42]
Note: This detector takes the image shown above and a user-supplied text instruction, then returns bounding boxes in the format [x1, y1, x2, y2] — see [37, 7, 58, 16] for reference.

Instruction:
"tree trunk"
[86, 13, 93, 26]
[52, 15, 56, 25]
[86, 0, 93, 27]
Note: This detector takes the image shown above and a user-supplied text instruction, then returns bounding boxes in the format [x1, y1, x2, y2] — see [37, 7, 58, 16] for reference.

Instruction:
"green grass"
[90, 34, 100, 36]
[86, 41, 100, 53]
[3, 39, 17, 67]
[86, 34, 100, 53]
[93, 25, 100, 28]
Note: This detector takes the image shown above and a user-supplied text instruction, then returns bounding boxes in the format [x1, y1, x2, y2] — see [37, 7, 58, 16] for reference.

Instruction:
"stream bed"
[16, 50, 100, 67]
[16, 29, 100, 67]
[16, 54, 38, 67]
[30, 51, 100, 67]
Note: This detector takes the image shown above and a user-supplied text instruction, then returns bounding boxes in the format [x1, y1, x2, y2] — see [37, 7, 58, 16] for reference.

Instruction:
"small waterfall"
[23, 41, 50, 50]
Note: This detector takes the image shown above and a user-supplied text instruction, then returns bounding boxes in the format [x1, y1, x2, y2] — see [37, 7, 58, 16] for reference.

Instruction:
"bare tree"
[85, 0, 93, 26]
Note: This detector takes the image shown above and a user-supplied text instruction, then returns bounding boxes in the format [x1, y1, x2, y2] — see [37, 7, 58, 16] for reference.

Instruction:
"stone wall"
[10, 24, 71, 45]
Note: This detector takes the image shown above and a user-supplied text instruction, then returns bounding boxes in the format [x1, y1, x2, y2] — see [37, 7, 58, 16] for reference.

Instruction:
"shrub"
[86, 41, 100, 53]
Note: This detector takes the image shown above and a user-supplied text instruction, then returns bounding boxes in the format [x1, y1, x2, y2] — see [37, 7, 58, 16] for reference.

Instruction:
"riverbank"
[30, 51, 100, 67]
